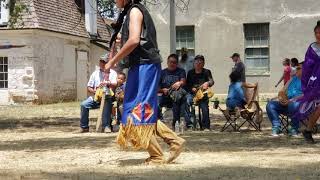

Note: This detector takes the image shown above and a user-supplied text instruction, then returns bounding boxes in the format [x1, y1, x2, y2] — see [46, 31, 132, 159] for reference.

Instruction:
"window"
[244, 23, 270, 75]
[176, 26, 195, 56]
[0, 0, 9, 25]
[0, 57, 8, 89]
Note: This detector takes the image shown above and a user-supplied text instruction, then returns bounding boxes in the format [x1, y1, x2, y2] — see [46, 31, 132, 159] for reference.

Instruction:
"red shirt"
[284, 65, 291, 85]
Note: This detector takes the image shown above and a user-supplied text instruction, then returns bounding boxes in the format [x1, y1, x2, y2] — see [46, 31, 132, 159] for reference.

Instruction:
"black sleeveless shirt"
[121, 3, 162, 67]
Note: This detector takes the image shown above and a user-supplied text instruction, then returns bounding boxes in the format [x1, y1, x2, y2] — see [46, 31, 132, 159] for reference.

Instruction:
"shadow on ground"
[1, 162, 320, 180]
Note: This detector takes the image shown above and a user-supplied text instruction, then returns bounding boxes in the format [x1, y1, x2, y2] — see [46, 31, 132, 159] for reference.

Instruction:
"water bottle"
[175, 121, 180, 134]
[180, 121, 184, 134]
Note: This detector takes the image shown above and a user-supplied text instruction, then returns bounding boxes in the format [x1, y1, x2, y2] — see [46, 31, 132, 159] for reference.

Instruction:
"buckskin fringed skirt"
[117, 63, 161, 149]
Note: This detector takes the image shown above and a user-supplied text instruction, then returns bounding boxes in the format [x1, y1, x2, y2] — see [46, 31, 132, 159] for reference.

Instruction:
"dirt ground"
[1, 102, 320, 180]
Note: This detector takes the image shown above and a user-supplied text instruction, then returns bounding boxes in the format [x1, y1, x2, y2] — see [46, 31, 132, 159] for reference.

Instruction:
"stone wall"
[0, 29, 106, 104]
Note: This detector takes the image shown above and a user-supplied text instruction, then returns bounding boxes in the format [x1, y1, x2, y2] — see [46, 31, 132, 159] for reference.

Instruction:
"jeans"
[80, 96, 113, 129]
[226, 98, 246, 110]
[158, 95, 192, 128]
[185, 94, 210, 129]
[266, 100, 300, 131]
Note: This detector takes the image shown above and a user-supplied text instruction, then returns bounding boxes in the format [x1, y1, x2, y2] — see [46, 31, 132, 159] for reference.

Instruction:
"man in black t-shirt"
[186, 55, 214, 131]
[158, 54, 192, 130]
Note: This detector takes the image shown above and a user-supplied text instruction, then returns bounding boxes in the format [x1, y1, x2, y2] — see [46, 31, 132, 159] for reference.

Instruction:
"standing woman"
[105, 0, 185, 164]
[295, 21, 320, 143]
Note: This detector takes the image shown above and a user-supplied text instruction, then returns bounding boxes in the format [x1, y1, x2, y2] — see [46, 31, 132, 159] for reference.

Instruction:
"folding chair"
[220, 108, 241, 132]
[191, 104, 203, 130]
[279, 114, 289, 133]
[218, 83, 263, 132]
[237, 85, 263, 131]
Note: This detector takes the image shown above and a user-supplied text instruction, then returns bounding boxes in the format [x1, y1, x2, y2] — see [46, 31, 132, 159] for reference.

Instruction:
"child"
[113, 72, 126, 126]
[275, 58, 291, 87]
[226, 71, 258, 111]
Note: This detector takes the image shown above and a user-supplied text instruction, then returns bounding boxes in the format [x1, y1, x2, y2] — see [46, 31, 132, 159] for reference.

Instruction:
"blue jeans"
[185, 93, 210, 129]
[226, 98, 246, 110]
[158, 95, 192, 128]
[266, 100, 300, 131]
[80, 96, 113, 129]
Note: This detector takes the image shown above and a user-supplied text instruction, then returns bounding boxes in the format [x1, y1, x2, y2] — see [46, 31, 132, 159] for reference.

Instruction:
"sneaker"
[271, 127, 281, 137]
[302, 130, 315, 144]
[203, 128, 210, 132]
[288, 128, 299, 137]
[104, 127, 112, 133]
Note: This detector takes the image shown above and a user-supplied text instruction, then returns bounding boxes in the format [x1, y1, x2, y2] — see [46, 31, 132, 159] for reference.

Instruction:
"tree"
[97, 0, 190, 18]
[0, 0, 28, 28]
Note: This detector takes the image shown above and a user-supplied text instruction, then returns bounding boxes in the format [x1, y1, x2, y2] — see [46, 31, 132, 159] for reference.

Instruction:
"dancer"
[105, 0, 185, 164]
[296, 21, 320, 143]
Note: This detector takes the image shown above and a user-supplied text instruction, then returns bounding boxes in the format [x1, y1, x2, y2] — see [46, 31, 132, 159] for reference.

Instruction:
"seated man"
[266, 64, 303, 137]
[186, 55, 214, 131]
[79, 55, 118, 133]
[158, 54, 192, 131]
[226, 71, 257, 111]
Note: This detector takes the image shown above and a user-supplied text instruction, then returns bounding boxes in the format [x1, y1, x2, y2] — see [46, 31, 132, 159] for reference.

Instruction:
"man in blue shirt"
[266, 63, 303, 137]
[158, 54, 192, 131]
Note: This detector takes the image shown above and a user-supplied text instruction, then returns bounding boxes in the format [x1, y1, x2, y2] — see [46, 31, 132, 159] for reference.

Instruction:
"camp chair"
[219, 107, 241, 132]
[219, 83, 263, 132]
[237, 84, 263, 131]
[191, 104, 204, 130]
[279, 114, 290, 133]
[192, 88, 214, 130]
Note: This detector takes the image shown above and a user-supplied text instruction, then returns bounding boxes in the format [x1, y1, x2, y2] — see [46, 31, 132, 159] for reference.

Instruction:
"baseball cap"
[194, 55, 205, 62]
[99, 53, 110, 63]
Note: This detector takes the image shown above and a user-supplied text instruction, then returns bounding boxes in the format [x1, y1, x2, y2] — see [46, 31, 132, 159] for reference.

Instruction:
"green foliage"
[97, 0, 117, 18]
[0, 0, 29, 28]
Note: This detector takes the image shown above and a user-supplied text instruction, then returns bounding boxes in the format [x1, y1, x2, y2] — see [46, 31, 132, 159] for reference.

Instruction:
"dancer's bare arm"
[105, 8, 143, 71]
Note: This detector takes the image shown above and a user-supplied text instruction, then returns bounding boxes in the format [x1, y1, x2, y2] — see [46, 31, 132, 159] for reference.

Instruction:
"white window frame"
[176, 26, 195, 56]
[0, 0, 9, 26]
[244, 23, 270, 75]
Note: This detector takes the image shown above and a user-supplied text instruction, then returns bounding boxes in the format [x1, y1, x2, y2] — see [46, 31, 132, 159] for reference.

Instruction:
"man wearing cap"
[186, 55, 214, 131]
[231, 53, 246, 82]
[79, 54, 118, 133]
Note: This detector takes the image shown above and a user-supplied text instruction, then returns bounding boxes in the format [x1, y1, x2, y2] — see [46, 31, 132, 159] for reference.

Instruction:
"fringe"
[116, 116, 156, 150]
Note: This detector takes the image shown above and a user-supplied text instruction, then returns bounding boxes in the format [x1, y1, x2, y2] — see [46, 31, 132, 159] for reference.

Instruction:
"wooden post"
[96, 93, 106, 132]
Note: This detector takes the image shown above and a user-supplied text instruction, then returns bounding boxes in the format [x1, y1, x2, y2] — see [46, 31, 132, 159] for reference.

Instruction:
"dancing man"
[104, 0, 185, 164]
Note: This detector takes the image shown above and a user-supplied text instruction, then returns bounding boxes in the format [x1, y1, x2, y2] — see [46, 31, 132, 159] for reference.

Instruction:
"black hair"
[168, 54, 179, 62]
[283, 58, 290, 65]
[314, 20, 320, 32]
[195, 55, 205, 62]
[109, 0, 143, 48]
[118, 72, 127, 79]
[291, 58, 299, 67]
[229, 71, 241, 83]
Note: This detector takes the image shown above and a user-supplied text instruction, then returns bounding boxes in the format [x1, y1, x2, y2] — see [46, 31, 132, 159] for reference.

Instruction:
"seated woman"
[266, 64, 303, 137]
[226, 71, 257, 112]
